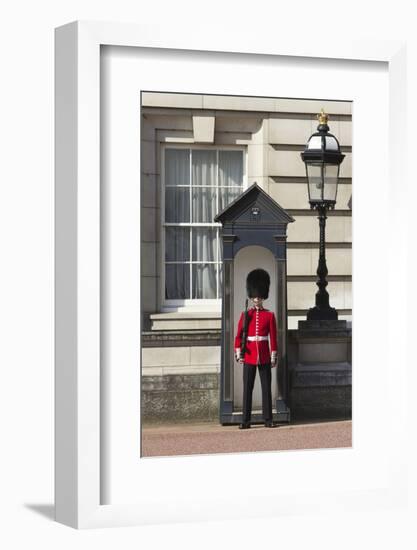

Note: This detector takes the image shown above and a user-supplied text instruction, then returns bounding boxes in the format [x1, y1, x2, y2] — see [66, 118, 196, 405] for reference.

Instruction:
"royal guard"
[234, 268, 278, 429]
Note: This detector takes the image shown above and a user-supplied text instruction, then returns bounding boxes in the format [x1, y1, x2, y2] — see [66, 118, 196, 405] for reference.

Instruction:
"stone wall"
[288, 324, 352, 421]
[289, 386, 352, 421]
[142, 373, 219, 424]
[141, 341, 221, 424]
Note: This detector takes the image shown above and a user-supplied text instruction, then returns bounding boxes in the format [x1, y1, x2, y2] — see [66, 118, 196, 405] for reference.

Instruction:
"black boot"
[264, 421, 278, 428]
[239, 422, 251, 429]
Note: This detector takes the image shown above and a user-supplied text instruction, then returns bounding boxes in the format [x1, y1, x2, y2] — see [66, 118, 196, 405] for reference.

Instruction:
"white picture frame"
[55, 21, 407, 529]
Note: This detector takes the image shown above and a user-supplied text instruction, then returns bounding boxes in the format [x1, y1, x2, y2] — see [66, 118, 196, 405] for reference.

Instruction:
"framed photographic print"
[55, 21, 408, 528]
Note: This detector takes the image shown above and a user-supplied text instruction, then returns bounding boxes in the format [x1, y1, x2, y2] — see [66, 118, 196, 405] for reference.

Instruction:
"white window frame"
[161, 143, 247, 312]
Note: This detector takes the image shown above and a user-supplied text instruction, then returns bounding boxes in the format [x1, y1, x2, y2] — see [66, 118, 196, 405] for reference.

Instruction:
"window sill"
[149, 311, 221, 331]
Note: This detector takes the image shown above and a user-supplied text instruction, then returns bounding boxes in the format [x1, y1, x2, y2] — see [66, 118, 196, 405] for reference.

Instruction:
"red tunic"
[234, 307, 278, 365]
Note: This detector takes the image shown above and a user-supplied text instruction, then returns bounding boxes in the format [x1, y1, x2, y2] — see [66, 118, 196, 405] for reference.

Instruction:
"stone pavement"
[141, 420, 352, 457]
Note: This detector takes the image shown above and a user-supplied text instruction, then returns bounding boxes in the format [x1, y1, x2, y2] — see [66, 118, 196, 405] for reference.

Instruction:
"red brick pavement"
[141, 420, 352, 457]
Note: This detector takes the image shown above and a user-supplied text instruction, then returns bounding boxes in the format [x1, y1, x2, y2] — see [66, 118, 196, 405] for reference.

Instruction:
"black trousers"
[242, 362, 272, 423]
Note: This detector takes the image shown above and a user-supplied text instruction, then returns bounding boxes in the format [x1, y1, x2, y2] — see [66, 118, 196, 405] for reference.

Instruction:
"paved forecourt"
[141, 420, 352, 457]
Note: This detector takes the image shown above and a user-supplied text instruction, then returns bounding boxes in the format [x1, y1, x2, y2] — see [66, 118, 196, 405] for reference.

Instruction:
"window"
[163, 146, 245, 303]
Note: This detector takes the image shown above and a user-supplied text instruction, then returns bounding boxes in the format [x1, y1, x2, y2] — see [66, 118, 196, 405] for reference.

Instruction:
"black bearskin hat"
[246, 269, 270, 299]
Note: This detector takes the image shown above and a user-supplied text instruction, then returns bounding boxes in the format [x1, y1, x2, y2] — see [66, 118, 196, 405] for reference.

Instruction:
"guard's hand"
[271, 360, 277, 368]
[236, 352, 244, 363]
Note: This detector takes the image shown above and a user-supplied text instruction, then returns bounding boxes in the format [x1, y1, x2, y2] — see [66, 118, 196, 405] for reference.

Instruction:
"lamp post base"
[306, 305, 338, 321]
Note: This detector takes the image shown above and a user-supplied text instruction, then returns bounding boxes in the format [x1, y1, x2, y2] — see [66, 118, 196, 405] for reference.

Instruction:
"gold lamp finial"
[317, 109, 329, 125]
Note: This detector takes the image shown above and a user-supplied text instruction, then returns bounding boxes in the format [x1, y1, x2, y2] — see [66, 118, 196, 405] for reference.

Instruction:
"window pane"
[192, 228, 216, 262]
[325, 136, 338, 151]
[218, 263, 223, 299]
[307, 162, 323, 201]
[165, 187, 190, 222]
[192, 150, 216, 186]
[218, 187, 241, 212]
[307, 135, 323, 150]
[192, 186, 216, 222]
[192, 264, 216, 299]
[165, 149, 190, 186]
[165, 227, 190, 261]
[323, 164, 339, 202]
[217, 229, 222, 262]
[165, 264, 190, 299]
[219, 150, 243, 186]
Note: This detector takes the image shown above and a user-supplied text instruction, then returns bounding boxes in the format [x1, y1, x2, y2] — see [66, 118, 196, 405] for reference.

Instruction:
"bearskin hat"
[246, 268, 270, 299]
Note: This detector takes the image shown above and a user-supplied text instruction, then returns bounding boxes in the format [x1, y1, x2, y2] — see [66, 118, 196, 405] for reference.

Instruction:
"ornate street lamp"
[301, 109, 345, 321]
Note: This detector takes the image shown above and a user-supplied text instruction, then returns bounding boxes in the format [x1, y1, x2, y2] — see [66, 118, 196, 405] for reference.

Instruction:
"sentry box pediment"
[215, 181, 294, 227]
[214, 182, 295, 260]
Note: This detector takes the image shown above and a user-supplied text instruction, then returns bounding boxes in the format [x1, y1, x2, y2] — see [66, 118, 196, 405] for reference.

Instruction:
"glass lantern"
[301, 110, 345, 209]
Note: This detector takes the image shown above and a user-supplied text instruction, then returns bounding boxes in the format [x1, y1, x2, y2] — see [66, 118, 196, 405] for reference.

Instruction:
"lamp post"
[301, 110, 345, 321]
